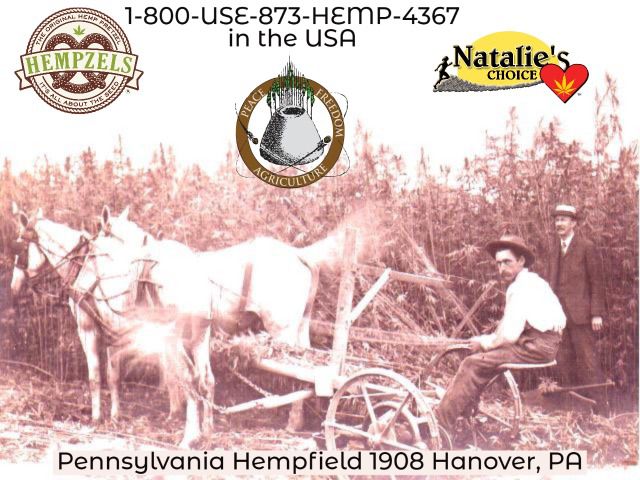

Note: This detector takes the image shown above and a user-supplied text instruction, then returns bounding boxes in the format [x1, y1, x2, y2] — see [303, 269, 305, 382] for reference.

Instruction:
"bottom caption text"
[56, 450, 586, 476]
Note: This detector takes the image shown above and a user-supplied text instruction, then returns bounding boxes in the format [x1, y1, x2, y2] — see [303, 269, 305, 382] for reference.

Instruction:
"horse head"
[11, 205, 48, 296]
[99, 205, 152, 248]
[10, 203, 89, 296]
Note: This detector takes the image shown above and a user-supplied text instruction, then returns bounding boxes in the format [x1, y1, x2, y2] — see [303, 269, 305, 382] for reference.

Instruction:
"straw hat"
[551, 204, 578, 219]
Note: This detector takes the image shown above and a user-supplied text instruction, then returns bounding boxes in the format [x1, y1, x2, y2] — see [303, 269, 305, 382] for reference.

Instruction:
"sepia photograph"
[0, 0, 638, 477]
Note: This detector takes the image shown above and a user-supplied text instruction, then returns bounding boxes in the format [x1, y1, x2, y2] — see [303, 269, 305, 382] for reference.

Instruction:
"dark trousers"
[437, 329, 561, 430]
[556, 325, 607, 405]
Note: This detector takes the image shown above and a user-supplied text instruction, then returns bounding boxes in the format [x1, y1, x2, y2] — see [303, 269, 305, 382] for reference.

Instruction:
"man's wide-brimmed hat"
[551, 204, 578, 219]
[486, 234, 535, 267]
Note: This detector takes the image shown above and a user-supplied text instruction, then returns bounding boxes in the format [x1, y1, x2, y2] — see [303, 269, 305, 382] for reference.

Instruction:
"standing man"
[436, 235, 565, 432]
[548, 204, 608, 413]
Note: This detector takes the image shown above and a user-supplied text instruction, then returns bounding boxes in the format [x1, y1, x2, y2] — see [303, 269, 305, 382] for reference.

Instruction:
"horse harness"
[132, 258, 162, 308]
[68, 251, 169, 347]
[12, 225, 131, 343]
[15, 225, 92, 293]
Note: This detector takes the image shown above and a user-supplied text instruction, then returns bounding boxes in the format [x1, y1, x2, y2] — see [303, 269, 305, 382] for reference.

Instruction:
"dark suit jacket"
[548, 235, 606, 325]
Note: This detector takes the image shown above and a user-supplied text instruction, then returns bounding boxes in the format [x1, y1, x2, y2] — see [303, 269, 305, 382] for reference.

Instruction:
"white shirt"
[479, 269, 566, 350]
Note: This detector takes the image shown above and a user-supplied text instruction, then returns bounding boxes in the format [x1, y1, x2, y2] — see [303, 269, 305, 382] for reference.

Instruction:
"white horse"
[99, 208, 350, 348]
[102, 215, 324, 347]
[100, 207, 345, 432]
[9, 206, 114, 421]
[98, 207, 238, 445]
[9, 206, 190, 442]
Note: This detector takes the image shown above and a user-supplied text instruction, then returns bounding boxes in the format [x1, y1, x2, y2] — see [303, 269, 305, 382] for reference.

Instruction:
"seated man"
[436, 234, 566, 432]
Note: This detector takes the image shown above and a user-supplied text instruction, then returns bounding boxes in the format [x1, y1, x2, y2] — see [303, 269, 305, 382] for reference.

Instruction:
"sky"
[0, 0, 638, 178]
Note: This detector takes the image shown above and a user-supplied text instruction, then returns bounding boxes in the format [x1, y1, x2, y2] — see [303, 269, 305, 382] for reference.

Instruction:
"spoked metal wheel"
[324, 368, 441, 452]
[476, 370, 522, 439]
[428, 346, 522, 443]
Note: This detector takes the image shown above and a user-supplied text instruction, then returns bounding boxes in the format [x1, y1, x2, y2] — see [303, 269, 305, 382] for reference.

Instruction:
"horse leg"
[165, 321, 186, 421]
[167, 384, 185, 421]
[170, 329, 202, 449]
[191, 318, 215, 435]
[180, 395, 202, 449]
[74, 306, 102, 422]
[158, 331, 183, 422]
[106, 346, 121, 421]
[287, 399, 305, 432]
[166, 318, 188, 421]
[286, 263, 318, 431]
[254, 309, 306, 431]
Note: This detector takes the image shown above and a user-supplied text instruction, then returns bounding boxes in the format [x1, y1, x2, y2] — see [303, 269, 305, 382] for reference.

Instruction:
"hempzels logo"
[236, 60, 345, 188]
[434, 32, 588, 103]
[16, 8, 143, 113]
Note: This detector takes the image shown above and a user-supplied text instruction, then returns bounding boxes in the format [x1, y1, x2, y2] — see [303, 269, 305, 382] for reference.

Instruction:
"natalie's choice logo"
[434, 31, 588, 102]
[236, 60, 345, 188]
[16, 8, 143, 113]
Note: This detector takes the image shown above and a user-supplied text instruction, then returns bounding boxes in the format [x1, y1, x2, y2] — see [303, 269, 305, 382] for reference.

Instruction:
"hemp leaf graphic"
[72, 25, 86, 37]
[553, 75, 576, 97]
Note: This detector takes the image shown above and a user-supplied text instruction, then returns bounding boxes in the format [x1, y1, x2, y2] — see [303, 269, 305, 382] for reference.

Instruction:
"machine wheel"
[324, 368, 441, 451]
[428, 346, 522, 443]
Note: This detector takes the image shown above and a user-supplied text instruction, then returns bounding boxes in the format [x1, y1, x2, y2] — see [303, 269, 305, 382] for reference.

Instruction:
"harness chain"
[230, 367, 274, 398]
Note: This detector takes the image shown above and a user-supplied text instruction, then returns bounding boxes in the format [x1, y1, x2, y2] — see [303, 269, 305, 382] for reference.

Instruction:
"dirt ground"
[0, 363, 317, 464]
[0, 361, 637, 472]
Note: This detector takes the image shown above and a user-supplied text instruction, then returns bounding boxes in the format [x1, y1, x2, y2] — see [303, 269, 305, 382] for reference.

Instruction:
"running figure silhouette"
[434, 56, 452, 90]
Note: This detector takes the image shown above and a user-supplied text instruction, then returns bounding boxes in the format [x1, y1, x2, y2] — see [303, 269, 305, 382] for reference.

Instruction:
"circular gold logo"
[236, 67, 345, 188]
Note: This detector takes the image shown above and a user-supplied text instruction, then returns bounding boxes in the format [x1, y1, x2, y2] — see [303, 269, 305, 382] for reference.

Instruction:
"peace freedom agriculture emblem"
[236, 60, 346, 188]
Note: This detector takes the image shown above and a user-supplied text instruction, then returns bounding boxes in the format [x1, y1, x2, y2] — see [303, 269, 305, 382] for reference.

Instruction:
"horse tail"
[296, 254, 320, 318]
[294, 253, 320, 348]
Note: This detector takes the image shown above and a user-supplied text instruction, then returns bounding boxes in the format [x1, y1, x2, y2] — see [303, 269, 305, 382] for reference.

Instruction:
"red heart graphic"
[540, 64, 589, 103]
